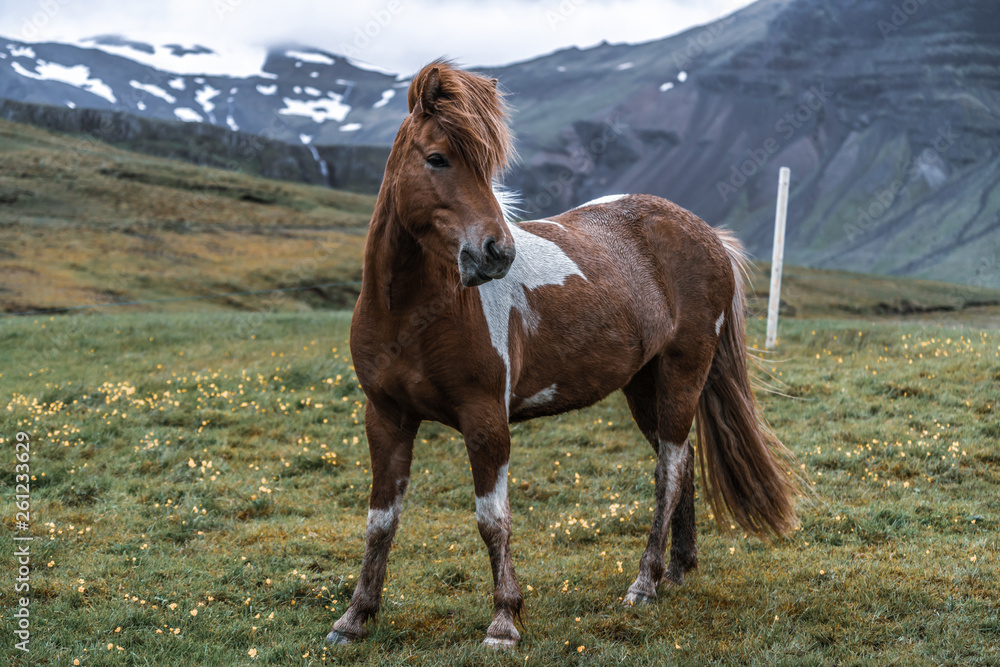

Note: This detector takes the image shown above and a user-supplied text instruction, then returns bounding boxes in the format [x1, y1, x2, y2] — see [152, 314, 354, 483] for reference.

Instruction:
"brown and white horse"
[328, 61, 802, 648]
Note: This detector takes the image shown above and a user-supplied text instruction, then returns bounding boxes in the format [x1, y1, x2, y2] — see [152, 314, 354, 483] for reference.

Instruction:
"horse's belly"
[508, 327, 647, 421]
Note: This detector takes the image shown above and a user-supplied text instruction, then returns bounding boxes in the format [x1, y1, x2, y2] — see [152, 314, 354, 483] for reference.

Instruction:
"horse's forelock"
[407, 60, 513, 181]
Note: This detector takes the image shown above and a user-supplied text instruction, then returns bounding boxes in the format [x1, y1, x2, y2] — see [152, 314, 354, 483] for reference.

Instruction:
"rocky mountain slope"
[0, 98, 388, 193]
[1, 0, 998, 286]
[485, 0, 1000, 287]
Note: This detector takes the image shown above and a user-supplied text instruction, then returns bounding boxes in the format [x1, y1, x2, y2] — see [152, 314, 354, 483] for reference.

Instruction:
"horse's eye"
[425, 153, 450, 169]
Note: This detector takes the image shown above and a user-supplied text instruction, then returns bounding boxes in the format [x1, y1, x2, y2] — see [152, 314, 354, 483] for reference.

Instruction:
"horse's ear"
[420, 67, 442, 114]
[409, 65, 443, 115]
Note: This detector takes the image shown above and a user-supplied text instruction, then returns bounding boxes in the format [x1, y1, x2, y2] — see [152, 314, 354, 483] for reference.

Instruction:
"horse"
[328, 60, 802, 649]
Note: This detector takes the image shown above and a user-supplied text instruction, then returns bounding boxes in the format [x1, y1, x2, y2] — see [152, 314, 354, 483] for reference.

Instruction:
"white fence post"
[766, 167, 790, 350]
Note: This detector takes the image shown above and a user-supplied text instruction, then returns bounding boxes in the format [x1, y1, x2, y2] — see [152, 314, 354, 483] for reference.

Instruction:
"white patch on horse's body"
[575, 193, 628, 208]
[715, 312, 725, 336]
[479, 224, 586, 414]
[525, 219, 565, 229]
[367, 486, 406, 534]
[521, 383, 557, 410]
[475, 463, 509, 526]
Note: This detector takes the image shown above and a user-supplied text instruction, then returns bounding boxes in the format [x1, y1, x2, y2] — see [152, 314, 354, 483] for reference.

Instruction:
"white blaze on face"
[478, 224, 585, 414]
[475, 464, 509, 527]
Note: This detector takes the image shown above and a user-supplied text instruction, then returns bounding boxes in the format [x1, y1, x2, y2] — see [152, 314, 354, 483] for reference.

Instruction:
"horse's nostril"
[484, 238, 501, 261]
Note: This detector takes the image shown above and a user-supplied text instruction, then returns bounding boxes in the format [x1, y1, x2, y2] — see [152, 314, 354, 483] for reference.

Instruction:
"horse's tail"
[694, 230, 803, 538]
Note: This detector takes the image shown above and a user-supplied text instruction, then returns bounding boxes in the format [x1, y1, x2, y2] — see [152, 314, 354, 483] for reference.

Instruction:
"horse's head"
[389, 61, 516, 287]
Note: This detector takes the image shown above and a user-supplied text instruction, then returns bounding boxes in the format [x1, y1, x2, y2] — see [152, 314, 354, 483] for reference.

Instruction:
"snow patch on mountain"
[278, 94, 351, 123]
[130, 80, 176, 104]
[373, 89, 395, 109]
[285, 50, 335, 66]
[12, 60, 116, 103]
[195, 85, 221, 116]
[78, 37, 272, 78]
[174, 107, 203, 122]
[8, 45, 35, 58]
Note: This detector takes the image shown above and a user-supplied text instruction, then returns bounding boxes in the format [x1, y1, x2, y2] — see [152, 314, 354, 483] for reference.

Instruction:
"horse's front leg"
[327, 402, 417, 644]
[463, 406, 523, 649]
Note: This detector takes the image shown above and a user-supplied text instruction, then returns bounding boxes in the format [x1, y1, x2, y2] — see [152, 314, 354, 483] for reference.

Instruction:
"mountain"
[483, 0, 1000, 287]
[2, 0, 999, 287]
[0, 98, 389, 193]
[0, 35, 409, 145]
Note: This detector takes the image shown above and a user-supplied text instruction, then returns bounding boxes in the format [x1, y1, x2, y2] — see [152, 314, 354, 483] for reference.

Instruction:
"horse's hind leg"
[665, 439, 697, 585]
[622, 355, 704, 604]
[327, 403, 416, 644]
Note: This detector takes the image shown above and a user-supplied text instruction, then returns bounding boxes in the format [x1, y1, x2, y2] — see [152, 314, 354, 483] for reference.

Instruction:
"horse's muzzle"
[459, 237, 516, 287]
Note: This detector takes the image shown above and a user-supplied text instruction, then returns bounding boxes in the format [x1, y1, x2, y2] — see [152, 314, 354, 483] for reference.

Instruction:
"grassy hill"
[0, 119, 373, 314]
[2, 117, 1000, 323]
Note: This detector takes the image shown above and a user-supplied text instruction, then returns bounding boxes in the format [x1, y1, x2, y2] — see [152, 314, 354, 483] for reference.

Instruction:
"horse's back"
[545, 193, 735, 328]
[504, 194, 734, 420]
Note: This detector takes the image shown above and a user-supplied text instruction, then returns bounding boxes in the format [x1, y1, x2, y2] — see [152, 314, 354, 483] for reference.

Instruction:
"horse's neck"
[362, 204, 450, 315]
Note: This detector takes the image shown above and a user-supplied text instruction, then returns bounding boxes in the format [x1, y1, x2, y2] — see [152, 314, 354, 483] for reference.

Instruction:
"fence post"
[766, 167, 790, 350]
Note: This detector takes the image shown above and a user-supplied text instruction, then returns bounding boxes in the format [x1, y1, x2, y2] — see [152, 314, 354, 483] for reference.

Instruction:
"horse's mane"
[407, 60, 514, 181]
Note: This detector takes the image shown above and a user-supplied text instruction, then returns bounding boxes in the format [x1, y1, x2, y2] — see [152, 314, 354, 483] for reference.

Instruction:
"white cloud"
[0, 0, 755, 75]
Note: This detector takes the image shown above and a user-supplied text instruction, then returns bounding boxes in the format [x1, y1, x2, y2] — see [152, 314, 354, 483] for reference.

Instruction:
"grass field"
[2, 118, 999, 665]
[1, 308, 997, 666]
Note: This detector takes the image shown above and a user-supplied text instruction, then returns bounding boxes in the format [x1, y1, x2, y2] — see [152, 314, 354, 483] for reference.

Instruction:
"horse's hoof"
[623, 590, 655, 606]
[663, 566, 685, 587]
[483, 636, 519, 650]
[325, 629, 358, 645]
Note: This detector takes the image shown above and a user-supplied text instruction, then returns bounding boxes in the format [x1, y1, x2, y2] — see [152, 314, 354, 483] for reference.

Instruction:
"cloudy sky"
[1, 0, 755, 75]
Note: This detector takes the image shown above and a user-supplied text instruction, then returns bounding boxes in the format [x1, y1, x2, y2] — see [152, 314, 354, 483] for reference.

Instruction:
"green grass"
[5, 117, 1000, 320]
[2, 117, 1000, 665]
[1, 310, 998, 666]
[0, 119, 373, 313]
